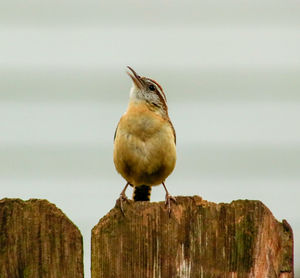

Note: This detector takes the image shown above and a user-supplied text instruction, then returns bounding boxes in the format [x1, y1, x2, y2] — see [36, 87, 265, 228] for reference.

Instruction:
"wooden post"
[91, 196, 293, 278]
[0, 198, 83, 278]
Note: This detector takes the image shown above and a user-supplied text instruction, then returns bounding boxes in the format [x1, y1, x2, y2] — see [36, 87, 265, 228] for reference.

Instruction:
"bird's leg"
[117, 182, 130, 215]
[162, 181, 176, 215]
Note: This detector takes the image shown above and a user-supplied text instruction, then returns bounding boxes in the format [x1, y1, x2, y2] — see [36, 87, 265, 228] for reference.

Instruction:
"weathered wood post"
[0, 198, 83, 278]
[91, 196, 293, 278]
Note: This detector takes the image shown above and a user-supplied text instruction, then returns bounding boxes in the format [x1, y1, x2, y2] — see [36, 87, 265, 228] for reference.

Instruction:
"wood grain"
[0, 198, 83, 278]
[91, 196, 293, 278]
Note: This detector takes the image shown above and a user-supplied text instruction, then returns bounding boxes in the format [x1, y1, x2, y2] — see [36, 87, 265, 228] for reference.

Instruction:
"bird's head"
[127, 66, 168, 115]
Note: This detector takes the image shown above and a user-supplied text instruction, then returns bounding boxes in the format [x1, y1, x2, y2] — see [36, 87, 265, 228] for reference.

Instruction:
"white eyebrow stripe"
[157, 86, 167, 103]
[147, 79, 167, 103]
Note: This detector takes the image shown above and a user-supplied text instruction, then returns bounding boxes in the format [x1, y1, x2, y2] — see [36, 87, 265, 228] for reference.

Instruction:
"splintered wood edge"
[0, 198, 81, 231]
[91, 195, 294, 276]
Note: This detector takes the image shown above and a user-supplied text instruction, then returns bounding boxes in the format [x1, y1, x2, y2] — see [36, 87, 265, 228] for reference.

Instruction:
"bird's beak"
[127, 66, 143, 89]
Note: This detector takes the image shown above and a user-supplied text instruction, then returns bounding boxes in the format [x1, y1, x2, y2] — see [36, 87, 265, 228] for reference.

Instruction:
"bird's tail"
[133, 185, 151, 201]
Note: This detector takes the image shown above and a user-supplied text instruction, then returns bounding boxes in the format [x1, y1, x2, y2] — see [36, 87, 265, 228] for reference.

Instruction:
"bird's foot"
[165, 193, 177, 216]
[116, 193, 129, 215]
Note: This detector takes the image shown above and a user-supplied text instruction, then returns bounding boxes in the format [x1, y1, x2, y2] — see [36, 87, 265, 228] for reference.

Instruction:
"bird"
[113, 66, 177, 214]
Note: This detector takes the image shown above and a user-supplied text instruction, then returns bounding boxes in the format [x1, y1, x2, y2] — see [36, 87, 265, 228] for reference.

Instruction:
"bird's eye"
[149, 84, 156, 91]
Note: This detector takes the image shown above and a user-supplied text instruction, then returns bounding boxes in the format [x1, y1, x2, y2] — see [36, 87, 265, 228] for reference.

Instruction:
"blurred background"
[0, 0, 299, 276]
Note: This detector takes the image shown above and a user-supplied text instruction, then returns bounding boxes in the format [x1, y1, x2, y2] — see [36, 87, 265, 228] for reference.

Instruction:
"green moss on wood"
[92, 196, 293, 278]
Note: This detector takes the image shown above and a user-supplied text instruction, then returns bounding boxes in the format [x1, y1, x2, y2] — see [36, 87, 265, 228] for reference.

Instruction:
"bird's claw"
[117, 193, 129, 215]
[165, 194, 176, 216]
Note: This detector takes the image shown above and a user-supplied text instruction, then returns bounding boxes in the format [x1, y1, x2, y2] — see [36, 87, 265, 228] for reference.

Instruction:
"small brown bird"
[113, 66, 176, 213]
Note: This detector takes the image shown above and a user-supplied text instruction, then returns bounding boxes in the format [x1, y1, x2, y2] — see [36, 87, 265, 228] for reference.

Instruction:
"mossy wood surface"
[0, 198, 83, 278]
[91, 196, 293, 278]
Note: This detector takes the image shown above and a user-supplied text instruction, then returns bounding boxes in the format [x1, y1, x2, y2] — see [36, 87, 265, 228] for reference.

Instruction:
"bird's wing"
[113, 122, 119, 142]
[168, 119, 176, 145]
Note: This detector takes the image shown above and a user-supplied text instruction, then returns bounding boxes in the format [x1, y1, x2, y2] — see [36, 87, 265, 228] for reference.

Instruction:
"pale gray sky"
[1, 0, 299, 276]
